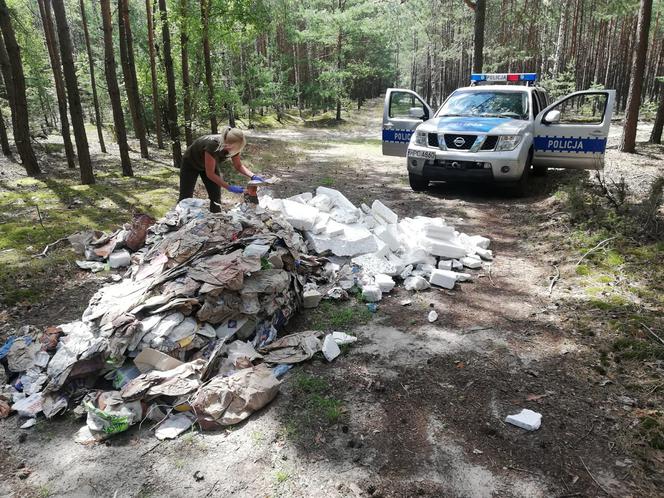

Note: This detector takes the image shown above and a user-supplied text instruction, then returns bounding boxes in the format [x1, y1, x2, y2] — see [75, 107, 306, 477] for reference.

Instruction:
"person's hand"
[251, 174, 265, 182]
[227, 185, 244, 194]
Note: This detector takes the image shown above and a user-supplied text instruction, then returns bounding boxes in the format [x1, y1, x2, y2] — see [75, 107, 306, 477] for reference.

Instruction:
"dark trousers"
[178, 159, 222, 213]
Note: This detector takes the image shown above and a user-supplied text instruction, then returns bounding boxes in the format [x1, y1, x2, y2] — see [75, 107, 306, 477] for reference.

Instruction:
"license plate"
[407, 149, 435, 160]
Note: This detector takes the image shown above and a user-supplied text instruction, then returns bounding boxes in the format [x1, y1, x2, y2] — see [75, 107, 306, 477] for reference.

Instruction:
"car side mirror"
[409, 107, 425, 119]
[545, 110, 560, 124]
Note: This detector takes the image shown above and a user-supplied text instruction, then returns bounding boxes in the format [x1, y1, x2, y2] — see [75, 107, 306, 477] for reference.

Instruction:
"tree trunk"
[158, 0, 181, 167]
[79, 0, 106, 153]
[650, 82, 664, 144]
[38, 0, 76, 169]
[0, 0, 40, 176]
[180, 0, 192, 145]
[0, 105, 10, 156]
[620, 0, 653, 153]
[118, 0, 149, 158]
[472, 0, 485, 73]
[335, 27, 342, 121]
[145, 0, 164, 148]
[100, 0, 132, 176]
[52, 0, 93, 184]
[200, 0, 217, 133]
[553, 0, 568, 76]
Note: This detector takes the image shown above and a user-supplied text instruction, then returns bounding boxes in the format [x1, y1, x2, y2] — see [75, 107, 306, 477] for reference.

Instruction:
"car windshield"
[437, 91, 529, 120]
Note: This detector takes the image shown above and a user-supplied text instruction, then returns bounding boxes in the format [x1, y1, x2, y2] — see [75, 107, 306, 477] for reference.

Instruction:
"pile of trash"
[0, 187, 493, 441]
[259, 186, 493, 302]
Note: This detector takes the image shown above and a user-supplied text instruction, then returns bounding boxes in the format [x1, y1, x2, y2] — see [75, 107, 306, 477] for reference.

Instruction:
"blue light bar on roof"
[470, 73, 538, 83]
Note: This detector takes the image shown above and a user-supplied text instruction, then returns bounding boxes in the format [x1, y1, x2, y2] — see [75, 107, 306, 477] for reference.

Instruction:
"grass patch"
[274, 470, 290, 483]
[289, 373, 344, 426]
[305, 300, 372, 331]
[320, 176, 335, 187]
[613, 337, 664, 361]
[637, 413, 664, 450]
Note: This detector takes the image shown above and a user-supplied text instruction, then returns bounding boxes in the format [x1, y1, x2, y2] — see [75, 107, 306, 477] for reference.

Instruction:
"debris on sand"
[0, 187, 493, 441]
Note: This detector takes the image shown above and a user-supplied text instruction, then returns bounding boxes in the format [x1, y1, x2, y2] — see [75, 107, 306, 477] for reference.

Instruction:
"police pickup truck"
[382, 73, 615, 194]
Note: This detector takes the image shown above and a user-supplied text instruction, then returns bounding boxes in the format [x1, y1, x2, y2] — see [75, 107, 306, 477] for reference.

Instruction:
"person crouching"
[178, 128, 264, 213]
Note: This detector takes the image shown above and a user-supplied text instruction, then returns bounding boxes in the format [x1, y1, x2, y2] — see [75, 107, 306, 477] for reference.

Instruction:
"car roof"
[455, 85, 542, 93]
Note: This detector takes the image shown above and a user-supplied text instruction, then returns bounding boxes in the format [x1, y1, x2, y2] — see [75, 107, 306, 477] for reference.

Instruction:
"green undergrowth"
[0, 166, 178, 306]
[291, 372, 343, 425]
[305, 300, 373, 331]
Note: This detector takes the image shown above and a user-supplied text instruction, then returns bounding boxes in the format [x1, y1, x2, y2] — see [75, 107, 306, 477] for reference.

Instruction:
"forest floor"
[0, 99, 663, 497]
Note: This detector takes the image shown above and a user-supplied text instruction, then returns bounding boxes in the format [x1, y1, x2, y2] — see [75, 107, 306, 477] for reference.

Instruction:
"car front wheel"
[409, 173, 429, 192]
[513, 151, 532, 197]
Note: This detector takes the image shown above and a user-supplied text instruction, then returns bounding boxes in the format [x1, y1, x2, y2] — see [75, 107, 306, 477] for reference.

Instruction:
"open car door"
[382, 88, 432, 157]
[533, 90, 615, 170]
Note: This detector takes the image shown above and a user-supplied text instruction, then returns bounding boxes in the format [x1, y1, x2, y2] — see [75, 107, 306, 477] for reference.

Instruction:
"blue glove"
[227, 185, 244, 194]
[251, 174, 265, 182]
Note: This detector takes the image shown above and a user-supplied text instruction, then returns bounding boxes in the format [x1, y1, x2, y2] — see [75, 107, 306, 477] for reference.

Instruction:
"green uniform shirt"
[182, 130, 238, 173]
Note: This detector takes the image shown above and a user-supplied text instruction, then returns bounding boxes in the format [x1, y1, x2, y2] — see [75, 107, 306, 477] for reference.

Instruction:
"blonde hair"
[222, 128, 246, 155]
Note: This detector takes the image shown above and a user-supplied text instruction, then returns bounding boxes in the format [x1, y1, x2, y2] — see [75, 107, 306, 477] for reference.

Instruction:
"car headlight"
[496, 135, 522, 151]
[414, 131, 427, 146]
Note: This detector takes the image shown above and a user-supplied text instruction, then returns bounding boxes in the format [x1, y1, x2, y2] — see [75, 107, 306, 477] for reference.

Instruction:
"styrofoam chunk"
[469, 235, 491, 250]
[322, 334, 341, 362]
[452, 259, 463, 270]
[282, 199, 319, 230]
[362, 284, 382, 302]
[303, 289, 323, 309]
[371, 200, 398, 224]
[461, 256, 482, 269]
[404, 275, 430, 291]
[416, 263, 435, 277]
[306, 224, 377, 257]
[428, 310, 438, 322]
[475, 248, 493, 260]
[429, 269, 457, 289]
[316, 186, 358, 212]
[424, 224, 455, 240]
[109, 250, 131, 268]
[375, 224, 400, 252]
[288, 192, 313, 204]
[374, 273, 395, 293]
[505, 409, 541, 431]
[437, 260, 453, 271]
[309, 193, 334, 212]
[312, 212, 331, 234]
[422, 238, 467, 259]
[400, 264, 413, 279]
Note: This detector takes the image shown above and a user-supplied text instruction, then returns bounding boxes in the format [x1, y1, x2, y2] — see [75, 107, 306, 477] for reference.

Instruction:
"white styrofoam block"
[371, 200, 398, 225]
[375, 224, 400, 252]
[399, 264, 413, 279]
[330, 207, 360, 224]
[437, 260, 453, 271]
[505, 409, 541, 431]
[428, 310, 438, 322]
[324, 219, 346, 237]
[360, 203, 371, 214]
[303, 289, 323, 308]
[322, 334, 341, 362]
[373, 236, 390, 258]
[475, 248, 493, 260]
[452, 259, 463, 270]
[288, 192, 313, 204]
[374, 273, 395, 293]
[423, 237, 467, 259]
[416, 263, 435, 277]
[361, 284, 382, 302]
[332, 332, 357, 345]
[404, 275, 430, 291]
[316, 186, 358, 212]
[109, 250, 131, 268]
[454, 272, 472, 282]
[306, 224, 377, 257]
[429, 269, 457, 289]
[363, 215, 377, 229]
[312, 212, 331, 234]
[309, 193, 334, 212]
[400, 249, 436, 267]
[469, 235, 491, 250]
[352, 253, 400, 276]
[461, 256, 482, 269]
[423, 224, 455, 241]
[282, 199, 319, 230]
